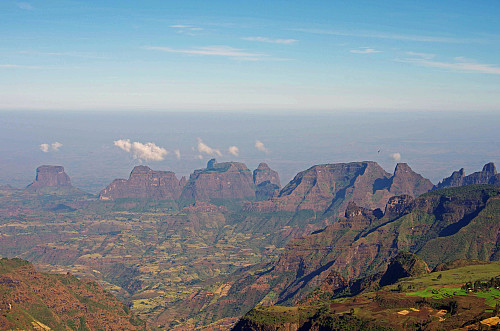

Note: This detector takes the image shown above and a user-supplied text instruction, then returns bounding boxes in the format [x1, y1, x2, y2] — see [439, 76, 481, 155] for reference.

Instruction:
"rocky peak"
[253, 163, 280, 187]
[99, 166, 182, 200]
[482, 162, 497, 174]
[27, 165, 72, 188]
[389, 163, 434, 197]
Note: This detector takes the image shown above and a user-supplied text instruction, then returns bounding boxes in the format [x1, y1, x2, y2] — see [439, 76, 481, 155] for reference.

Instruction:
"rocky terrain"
[0, 258, 145, 330]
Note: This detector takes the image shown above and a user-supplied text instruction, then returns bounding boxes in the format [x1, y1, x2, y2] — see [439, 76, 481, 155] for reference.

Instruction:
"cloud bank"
[40, 142, 62, 153]
[114, 139, 167, 161]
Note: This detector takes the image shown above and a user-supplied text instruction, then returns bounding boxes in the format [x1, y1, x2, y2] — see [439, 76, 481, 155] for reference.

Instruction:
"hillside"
[0, 258, 145, 330]
[234, 259, 500, 330]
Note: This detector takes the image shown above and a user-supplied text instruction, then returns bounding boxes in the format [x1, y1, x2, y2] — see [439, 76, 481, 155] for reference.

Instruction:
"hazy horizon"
[1, 110, 499, 193]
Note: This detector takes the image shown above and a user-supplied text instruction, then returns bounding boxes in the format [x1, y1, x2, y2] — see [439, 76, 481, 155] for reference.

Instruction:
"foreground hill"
[234, 258, 500, 330]
[0, 258, 145, 330]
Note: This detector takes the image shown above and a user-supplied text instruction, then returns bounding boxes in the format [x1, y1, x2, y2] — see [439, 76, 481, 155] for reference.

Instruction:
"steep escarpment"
[436, 162, 500, 189]
[99, 165, 184, 200]
[180, 159, 256, 201]
[0, 258, 145, 330]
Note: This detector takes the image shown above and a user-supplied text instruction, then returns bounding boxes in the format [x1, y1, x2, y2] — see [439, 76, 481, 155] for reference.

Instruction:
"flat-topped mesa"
[180, 159, 256, 201]
[99, 165, 183, 201]
[27, 165, 72, 189]
[388, 163, 434, 196]
[436, 162, 499, 189]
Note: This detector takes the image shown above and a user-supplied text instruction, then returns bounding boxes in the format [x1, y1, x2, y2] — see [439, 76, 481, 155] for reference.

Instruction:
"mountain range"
[0, 160, 498, 329]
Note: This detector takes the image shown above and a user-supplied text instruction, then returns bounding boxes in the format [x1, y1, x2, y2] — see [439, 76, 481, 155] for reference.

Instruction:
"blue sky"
[1, 0, 500, 111]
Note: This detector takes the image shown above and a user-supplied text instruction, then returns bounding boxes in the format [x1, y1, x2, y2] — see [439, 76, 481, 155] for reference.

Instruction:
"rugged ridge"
[245, 161, 433, 216]
[180, 159, 256, 201]
[99, 165, 183, 200]
[436, 162, 500, 189]
[26, 165, 72, 189]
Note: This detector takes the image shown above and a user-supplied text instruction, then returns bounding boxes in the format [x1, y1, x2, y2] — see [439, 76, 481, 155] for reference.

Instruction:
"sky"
[1, 0, 500, 111]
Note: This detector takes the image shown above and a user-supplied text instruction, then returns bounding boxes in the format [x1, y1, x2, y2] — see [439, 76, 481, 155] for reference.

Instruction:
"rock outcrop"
[99, 165, 183, 200]
[180, 159, 255, 201]
[26, 165, 72, 189]
[436, 162, 499, 189]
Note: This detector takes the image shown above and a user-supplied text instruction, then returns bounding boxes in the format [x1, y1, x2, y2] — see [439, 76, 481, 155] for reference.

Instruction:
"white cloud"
[350, 47, 382, 54]
[400, 55, 500, 75]
[17, 2, 33, 10]
[114, 139, 167, 161]
[255, 140, 269, 154]
[40, 143, 49, 153]
[242, 36, 297, 45]
[169, 24, 203, 35]
[197, 138, 222, 156]
[114, 139, 131, 152]
[144, 45, 267, 60]
[291, 28, 474, 43]
[51, 142, 62, 151]
[40, 142, 62, 153]
[174, 149, 181, 160]
[228, 146, 239, 156]
[391, 153, 401, 162]
[405, 51, 435, 60]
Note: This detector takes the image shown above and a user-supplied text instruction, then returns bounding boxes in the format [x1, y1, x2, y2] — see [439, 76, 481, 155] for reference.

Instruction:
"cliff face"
[27, 165, 72, 189]
[436, 162, 499, 189]
[99, 165, 183, 200]
[180, 159, 256, 200]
